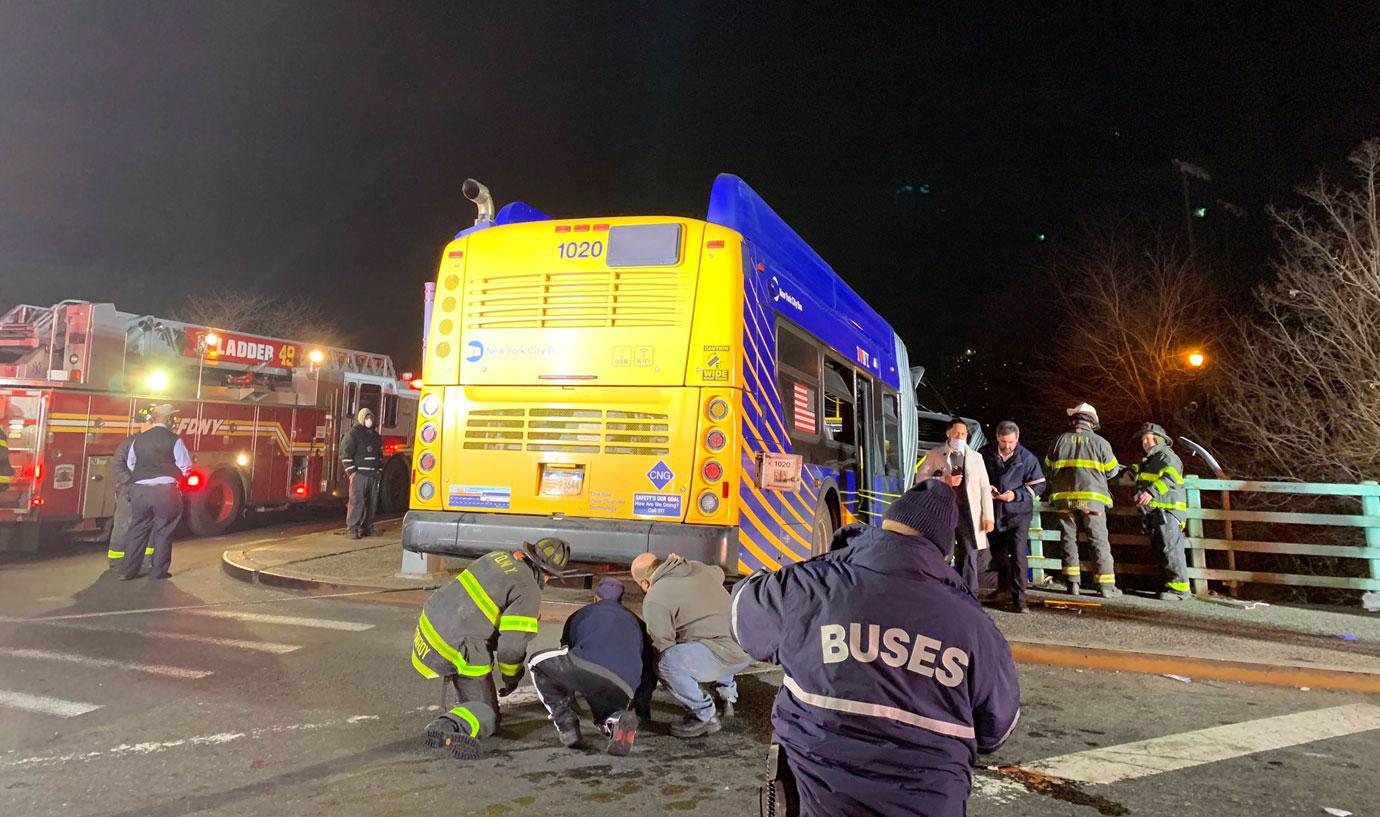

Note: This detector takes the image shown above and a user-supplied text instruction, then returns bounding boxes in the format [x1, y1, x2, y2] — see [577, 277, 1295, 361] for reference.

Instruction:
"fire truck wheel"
[187, 469, 245, 538]
[378, 457, 410, 515]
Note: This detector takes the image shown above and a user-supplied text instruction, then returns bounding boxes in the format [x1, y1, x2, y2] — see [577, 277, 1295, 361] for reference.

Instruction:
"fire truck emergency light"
[293, 484, 308, 496]
[145, 370, 170, 392]
[184, 472, 204, 490]
[308, 349, 324, 364]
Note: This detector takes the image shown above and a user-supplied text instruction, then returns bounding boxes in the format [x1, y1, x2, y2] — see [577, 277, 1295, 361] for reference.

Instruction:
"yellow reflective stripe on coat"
[1045, 458, 1106, 470]
[416, 612, 491, 677]
[1052, 490, 1113, 505]
[498, 615, 538, 634]
[498, 661, 523, 677]
[411, 651, 440, 679]
[449, 706, 481, 737]
[1150, 499, 1188, 510]
[457, 570, 500, 625]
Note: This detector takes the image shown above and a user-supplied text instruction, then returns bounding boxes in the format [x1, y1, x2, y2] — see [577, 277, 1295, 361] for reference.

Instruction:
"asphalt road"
[1, 521, 1377, 817]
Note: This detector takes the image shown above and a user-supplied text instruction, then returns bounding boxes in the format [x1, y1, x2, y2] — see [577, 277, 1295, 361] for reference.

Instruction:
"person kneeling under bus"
[412, 538, 574, 759]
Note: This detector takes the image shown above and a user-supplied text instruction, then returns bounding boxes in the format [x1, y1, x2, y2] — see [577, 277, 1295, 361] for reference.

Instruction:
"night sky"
[3, 3, 1378, 383]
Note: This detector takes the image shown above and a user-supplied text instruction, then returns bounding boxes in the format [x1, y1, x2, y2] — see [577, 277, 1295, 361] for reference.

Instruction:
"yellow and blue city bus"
[404, 175, 920, 574]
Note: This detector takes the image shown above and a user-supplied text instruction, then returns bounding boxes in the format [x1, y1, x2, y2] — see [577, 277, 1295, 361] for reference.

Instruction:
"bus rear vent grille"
[463, 408, 671, 455]
[463, 270, 686, 329]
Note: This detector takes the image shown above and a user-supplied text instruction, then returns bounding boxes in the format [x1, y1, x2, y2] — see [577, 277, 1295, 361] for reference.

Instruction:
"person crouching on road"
[412, 538, 574, 759]
[630, 552, 751, 739]
[1131, 423, 1192, 601]
[340, 407, 382, 539]
[119, 404, 191, 581]
[527, 577, 655, 756]
[731, 480, 1022, 817]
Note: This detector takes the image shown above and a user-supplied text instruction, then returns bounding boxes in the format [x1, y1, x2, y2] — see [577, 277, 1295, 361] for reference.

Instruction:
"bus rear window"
[607, 224, 682, 267]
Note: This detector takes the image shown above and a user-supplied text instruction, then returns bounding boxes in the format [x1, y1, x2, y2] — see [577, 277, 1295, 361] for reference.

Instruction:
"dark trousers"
[953, 501, 995, 595]
[448, 672, 501, 739]
[988, 524, 1031, 603]
[1145, 509, 1190, 592]
[528, 647, 633, 729]
[122, 483, 182, 578]
[346, 471, 379, 534]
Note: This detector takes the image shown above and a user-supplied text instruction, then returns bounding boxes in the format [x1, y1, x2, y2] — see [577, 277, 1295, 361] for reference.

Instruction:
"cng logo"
[646, 459, 675, 491]
[465, 340, 484, 363]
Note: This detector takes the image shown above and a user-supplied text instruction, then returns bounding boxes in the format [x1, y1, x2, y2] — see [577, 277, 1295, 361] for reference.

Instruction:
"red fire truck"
[0, 301, 417, 553]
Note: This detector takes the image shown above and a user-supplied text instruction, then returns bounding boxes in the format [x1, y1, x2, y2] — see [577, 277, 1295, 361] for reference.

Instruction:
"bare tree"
[175, 288, 348, 347]
[1213, 140, 1380, 483]
[1030, 221, 1223, 436]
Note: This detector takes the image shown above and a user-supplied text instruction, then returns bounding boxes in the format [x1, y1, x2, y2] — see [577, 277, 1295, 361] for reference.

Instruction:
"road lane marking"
[185, 610, 373, 631]
[1026, 703, 1380, 784]
[0, 648, 213, 680]
[0, 588, 415, 623]
[1, 713, 387, 769]
[12, 621, 301, 654]
[0, 689, 102, 718]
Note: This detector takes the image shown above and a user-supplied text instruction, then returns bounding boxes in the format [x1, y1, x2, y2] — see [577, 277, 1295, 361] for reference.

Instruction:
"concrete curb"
[221, 549, 445, 595]
[1010, 639, 1380, 693]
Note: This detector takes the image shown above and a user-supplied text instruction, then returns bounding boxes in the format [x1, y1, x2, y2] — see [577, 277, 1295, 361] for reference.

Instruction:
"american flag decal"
[792, 382, 816, 434]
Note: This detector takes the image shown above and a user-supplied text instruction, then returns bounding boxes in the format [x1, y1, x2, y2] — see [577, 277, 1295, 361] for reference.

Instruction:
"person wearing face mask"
[1130, 423, 1191, 601]
[340, 407, 383, 539]
[914, 417, 995, 595]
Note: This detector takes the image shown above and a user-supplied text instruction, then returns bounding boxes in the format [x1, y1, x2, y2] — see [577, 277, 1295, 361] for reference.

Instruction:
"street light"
[1187, 350, 1206, 369]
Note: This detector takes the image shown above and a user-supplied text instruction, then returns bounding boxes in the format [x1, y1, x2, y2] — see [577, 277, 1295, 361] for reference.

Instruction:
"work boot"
[346, 530, 361, 540]
[605, 710, 639, 757]
[1065, 581, 1080, 596]
[555, 720, 582, 749]
[1012, 596, 1029, 614]
[423, 715, 480, 760]
[721, 700, 735, 720]
[1098, 585, 1122, 599]
[1157, 590, 1192, 601]
[670, 713, 722, 739]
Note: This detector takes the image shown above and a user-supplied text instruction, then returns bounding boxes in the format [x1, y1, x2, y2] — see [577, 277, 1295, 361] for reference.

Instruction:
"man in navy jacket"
[731, 480, 1021, 817]
[527, 577, 654, 756]
[980, 421, 1046, 612]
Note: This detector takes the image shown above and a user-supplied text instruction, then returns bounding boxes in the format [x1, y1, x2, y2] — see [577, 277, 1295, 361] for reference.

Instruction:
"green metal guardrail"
[1026, 477, 1380, 594]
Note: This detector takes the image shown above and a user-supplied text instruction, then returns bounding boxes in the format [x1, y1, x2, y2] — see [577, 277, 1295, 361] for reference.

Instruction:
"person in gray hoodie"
[631, 552, 751, 738]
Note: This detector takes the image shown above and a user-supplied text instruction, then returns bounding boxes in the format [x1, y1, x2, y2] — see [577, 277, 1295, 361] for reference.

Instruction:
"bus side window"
[383, 393, 398, 429]
[822, 360, 855, 447]
[776, 323, 822, 440]
[881, 391, 902, 477]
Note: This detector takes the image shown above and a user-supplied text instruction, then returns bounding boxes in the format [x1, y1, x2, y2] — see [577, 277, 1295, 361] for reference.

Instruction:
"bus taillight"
[706, 398, 730, 422]
[705, 429, 727, 452]
[702, 460, 723, 483]
[697, 491, 720, 515]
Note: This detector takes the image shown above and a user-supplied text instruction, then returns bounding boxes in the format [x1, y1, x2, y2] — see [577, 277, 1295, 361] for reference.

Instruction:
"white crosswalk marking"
[0, 647, 213, 679]
[1027, 703, 1380, 784]
[0, 689, 102, 718]
[23, 621, 301, 655]
[184, 609, 374, 631]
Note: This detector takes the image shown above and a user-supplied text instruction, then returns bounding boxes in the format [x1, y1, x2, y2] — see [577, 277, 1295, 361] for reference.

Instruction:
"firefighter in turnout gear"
[340, 407, 383, 539]
[413, 537, 574, 759]
[1044, 403, 1123, 598]
[1132, 423, 1192, 601]
[107, 407, 156, 571]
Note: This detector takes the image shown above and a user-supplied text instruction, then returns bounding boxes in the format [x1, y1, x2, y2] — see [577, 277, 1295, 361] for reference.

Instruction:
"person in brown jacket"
[631, 552, 751, 739]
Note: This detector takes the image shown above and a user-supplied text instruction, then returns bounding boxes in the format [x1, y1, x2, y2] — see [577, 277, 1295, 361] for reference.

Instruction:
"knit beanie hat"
[883, 480, 958, 551]
[595, 576, 625, 602]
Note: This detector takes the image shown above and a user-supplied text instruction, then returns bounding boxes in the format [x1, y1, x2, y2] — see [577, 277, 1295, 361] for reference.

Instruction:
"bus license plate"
[539, 466, 585, 497]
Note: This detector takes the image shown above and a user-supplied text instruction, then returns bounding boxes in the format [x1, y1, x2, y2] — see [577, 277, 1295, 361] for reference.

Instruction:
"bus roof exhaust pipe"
[462, 178, 494, 225]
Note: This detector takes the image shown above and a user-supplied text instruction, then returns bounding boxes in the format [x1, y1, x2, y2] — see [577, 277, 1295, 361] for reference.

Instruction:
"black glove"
[499, 670, 524, 697]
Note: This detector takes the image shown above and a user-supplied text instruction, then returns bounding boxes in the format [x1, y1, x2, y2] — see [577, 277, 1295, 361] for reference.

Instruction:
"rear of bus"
[404, 216, 748, 569]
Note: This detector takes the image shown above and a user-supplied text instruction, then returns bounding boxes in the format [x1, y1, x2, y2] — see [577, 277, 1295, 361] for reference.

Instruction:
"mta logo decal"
[465, 340, 484, 363]
[646, 460, 675, 491]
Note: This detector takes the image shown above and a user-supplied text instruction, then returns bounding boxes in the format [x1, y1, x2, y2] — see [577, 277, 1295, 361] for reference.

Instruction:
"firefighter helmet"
[523, 537, 574, 578]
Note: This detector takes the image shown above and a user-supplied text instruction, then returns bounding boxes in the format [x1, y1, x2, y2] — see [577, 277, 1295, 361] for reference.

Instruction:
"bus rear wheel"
[186, 470, 244, 538]
[811, 494, 836, 556]
[377, 457, 410, 515]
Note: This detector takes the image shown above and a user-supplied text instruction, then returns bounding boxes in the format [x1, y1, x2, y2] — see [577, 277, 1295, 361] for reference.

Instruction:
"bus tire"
[378, 456, 410, 515]
[186, 469, 245, 538]
[811, 492, 837, 556]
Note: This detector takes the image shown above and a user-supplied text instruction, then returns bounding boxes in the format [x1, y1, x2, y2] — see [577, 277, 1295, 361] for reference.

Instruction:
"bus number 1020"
[557, 241, 603, 259]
